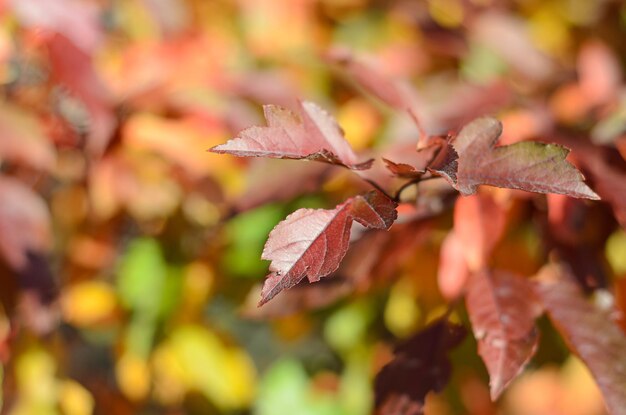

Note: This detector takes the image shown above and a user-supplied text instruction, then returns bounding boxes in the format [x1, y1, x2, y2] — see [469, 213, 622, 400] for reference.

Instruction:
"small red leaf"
[210, 101, 373, 170]
[466, 270, 542, 400]
[259, 190, 397, 305]
[535, 264, 626, 414]
[430, 117, 600, 200]
[375, 319, 467, 415]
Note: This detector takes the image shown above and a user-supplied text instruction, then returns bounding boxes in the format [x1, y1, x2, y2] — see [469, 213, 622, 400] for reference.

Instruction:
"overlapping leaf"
[374, 319, 467, 415]
[466, 270, 542, 399]
[259, 189, 397, 305]
[210, 101, 373, 170]
[535, 264, 626, 414]
[430, 117, 600, 199]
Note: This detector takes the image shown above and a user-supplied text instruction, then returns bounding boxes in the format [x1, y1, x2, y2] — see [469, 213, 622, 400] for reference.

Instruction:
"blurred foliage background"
[0, 0, 625, 414]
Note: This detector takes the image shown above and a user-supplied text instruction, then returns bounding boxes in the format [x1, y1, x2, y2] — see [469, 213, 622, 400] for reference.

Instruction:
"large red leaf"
[430, 117, 600, 199]
[374, 319, 467, 415]
[466, 270, 541, 400]
[0, 177, 51, 270]
[535, 264, 626, 414]
[210, 101, 373, 170]
[259, 190, 397, 305]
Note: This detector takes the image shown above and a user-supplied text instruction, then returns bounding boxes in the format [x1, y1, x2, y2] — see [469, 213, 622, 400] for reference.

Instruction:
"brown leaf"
[430, 117, 600, 200]
[535, 264, 626, 414]
[375, 319, 467, 415]
[210, 101, 373, 170]
[466, 270, 541, 400]
[259, 190, 397, 305]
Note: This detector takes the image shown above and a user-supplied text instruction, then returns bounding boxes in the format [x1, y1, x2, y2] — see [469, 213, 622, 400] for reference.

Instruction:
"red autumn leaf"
[259, 189, 397, 305]
[210, 101, 373, 170]
[47, 34, 116, 156]
[466, 270, 542, 400]
[0, 177, 51, 270]
[454, 193, 507, 271]
[374, 319, 467, 415]
[535, 264, 626, 414]
[430, 117, 600, 200]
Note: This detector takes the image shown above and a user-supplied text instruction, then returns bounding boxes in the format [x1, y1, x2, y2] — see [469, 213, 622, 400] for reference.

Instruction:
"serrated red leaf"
[430, 117, 600, 199]
[466, 270, 542, 400]
[375, 319, 467, 415]
[210, 101, 373, 170]
[259, 190, 397, 305]
[535, 264, 626, 415]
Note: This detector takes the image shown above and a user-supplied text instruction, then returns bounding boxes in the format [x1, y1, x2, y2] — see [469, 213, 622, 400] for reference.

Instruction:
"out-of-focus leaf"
[115, 352, 150, 402]
[117, 238, 166, 315]
[454, 192, 507, 270]
[384, 279, 421, 338]
[0, 177, 51, 270]
[259, 190, 397, 305]
[472, 12, 556, 81]
[61, 281, 117, 327]
[47, 34, 115, 156]
[437, 231, 469, 301]
[58, 380, 94, 415]
[0, 102, 55, 171]
[256, 358, 346, 415]
[430, 117, 600, 199]
[577, 40, 621, 107]
[10, 0, 102, 52]
[535, 263, 626, 414]
[606, 230, 626, 276]
[466, 270, 542, 399]
[223, 204, 285, 277]
[152, 325, 256, 410]
[324, 300, 374, 352]
[210, 101, 373, 170]
[374, 319, 466, 415]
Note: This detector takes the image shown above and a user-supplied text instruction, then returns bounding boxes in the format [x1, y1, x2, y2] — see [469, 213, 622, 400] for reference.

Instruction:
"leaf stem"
[363, 178, 395, 201]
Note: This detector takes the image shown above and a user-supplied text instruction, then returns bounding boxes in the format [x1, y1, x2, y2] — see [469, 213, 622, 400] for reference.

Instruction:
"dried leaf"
[466, 270, 541, 399]
[535, 264, 626, 414]
[430, 117, 599, 200]
[259, 190, 397, 305]
[210, 101, 373, 170]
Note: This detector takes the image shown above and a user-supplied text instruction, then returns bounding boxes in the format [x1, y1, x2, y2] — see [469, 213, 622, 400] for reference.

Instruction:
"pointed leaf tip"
[209, 101, 372, 170]
[429, 117, 600, 200]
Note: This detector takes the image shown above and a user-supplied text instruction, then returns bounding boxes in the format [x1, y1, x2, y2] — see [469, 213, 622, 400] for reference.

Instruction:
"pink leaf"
[259, 190, 397, 305]
[210, 101, 373, 170]
[430, 117, 599, 200]
[437, 231, 469, 301]
[535, 264, 626, 415]
[0, 177, 51, 270]
[466, 270, 542, 400]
